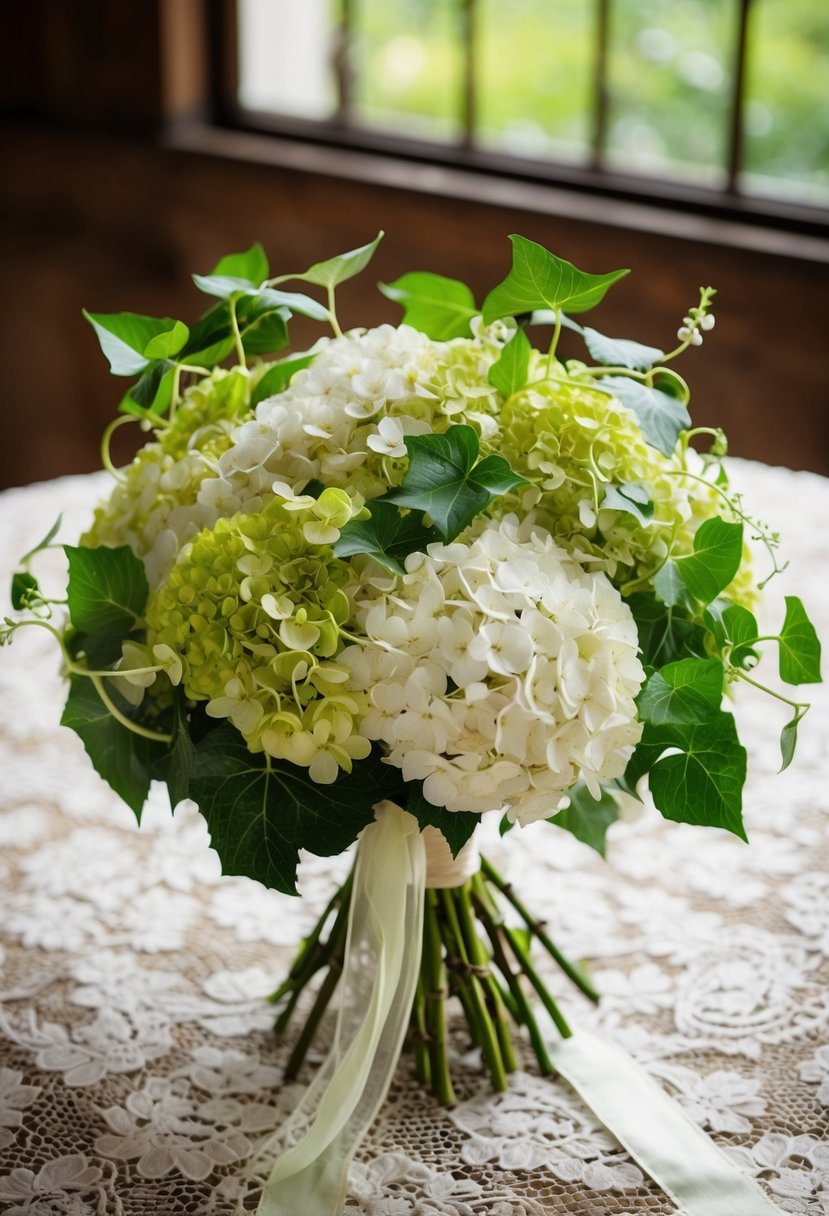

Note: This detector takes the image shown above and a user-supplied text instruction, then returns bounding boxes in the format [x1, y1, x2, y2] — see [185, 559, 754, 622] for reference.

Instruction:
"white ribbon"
[256, 801, 426, 1216]
[547, 1026, 785, 1216]
[422, 825, 480, 888]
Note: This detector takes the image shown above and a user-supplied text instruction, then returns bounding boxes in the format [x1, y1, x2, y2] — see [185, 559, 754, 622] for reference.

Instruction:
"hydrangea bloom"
[143, 492, 371, 783]
[341, 515, 644, 824]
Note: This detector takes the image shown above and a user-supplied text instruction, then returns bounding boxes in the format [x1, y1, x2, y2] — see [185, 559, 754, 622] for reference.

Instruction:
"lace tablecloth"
[0, 462, 827, 1215]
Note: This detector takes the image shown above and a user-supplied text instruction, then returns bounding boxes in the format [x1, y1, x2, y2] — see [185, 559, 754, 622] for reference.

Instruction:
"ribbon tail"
[257, 801, 426, 1216]
[547, 1027, 785, 1216]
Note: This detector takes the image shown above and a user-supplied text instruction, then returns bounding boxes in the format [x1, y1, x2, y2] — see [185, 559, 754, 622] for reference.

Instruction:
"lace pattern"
[0, 461, 828, 1214]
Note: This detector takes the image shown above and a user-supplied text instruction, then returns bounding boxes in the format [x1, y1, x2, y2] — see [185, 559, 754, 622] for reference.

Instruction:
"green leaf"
[211, 242, 269, 284]
[143, 320, 190, 360]
[237, 296, 290, 356]
[120, 360, 176, 416]
[190, 725, 394, 894]
[778, 596, 822, 685]
[488, 327, 532, 398]
[60, 676, 162, 819]
[405, 781, 481, 857]
[628, 593, 709, 667]
[600, 482, 655, 527]
[295, 231, 384, 289]
[254, 287, 331, 323]
[638, 658, 723, 726]
[152, 693, 195, 810]
[66, 629, 127, 670]
[192, 274, 257, 300]
[548, 781, 619, 857]
[380, 272, 477, 340]
[628, 714, 747, 839]
[333, 500, 440, 575]
[675, 518, 743, 606]
[704, 601, 758, 667]
[600, 376, 690, 456]
[652, 561, 692, 610]
[582, 327, 664, 371]
[83, 311, 188, 377]
[11, 571, 40, 610]
[179, 303, 237, 368]
[779, 714, 800, 771]
[482, 235, 628, 323]
[385, 425, 527, 542]
[64, 545, 149, 635]
[251, 353, 316, 407]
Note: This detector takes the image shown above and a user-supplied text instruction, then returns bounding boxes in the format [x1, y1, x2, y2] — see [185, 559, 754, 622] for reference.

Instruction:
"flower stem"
[283, 900, 350, 1080]
[481, 857, 599, 1004]
[424, 890, 455, 1106]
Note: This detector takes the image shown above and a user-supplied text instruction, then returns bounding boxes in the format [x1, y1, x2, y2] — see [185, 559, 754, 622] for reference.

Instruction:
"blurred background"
[0, 0, 827, 490]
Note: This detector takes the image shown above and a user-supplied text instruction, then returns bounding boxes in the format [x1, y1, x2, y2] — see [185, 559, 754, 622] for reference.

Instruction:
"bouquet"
[3, 232, 821, 1214]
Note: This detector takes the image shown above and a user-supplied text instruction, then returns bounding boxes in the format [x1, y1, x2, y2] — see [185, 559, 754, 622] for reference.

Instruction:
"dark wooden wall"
[1, 0, 827, 492]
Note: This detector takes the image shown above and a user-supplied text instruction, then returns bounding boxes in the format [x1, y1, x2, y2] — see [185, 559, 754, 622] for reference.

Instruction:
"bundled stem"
[271, 856, 598, 1104]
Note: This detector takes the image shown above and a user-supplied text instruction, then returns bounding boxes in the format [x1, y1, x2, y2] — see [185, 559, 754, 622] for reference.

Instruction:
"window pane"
[605, 0, 737, 187]
[477, 0, 593, 161]
[237, 0, 335, 120]
[351, 0, 463, 141]
[742, 0, 829, 205]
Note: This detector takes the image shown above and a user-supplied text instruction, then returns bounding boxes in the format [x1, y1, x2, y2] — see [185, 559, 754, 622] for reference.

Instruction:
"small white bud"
[677, 325, 693, 342]
[700, 314, 716, 331]
[691, 331, 703, 346]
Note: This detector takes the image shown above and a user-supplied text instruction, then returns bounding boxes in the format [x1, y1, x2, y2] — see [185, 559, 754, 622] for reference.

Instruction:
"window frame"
[208, 0, 829, 241]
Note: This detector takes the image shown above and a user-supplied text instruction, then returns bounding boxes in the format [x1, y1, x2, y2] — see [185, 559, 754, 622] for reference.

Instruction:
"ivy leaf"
[60, 676, 163, 820]
[253, 287, 330, 323]
[779, 715, 800, 772]
[778, 596, 822, 685]
[405, 781, 481, 858]
[190, 725, 394, 894]
[152, 693, 196, 811]
[380, 272, 477, 340]
[582, 327, 664, 371]
[482, 235, 628, 323]
[64, 545, 149, 635]
[638, 658, 723, 726]
[143, 320, 190, 361]
[333, 500, 440, 575]
[179, 303, 237, 369]
[237, 296, 290, 355]
[629, 593, 708, 667]
[653, 561, 693, 610]
[251, 353, 316, 407]
[704, 601, 758, 667]
[627, 714, 747, 840]
[211, 242, 270, 284]
[385, 425, 527, 542]
[294, 231, 384, 289]
[11, 571, 41, 611]
[120, 360, 176, 417]
[674, 518, 743, 606]
[600, 482, 654, 527]
[548, 781, 619, 857]
[83, 311, 189, 376]
[488, 327, 532, 398]
[600, 376, 690, 456]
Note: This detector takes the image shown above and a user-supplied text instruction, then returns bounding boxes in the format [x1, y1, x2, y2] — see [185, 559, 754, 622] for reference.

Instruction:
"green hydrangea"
[82, 367, 257, 575]
[144, 494, 371, 783]
[487, 356, 752, 602]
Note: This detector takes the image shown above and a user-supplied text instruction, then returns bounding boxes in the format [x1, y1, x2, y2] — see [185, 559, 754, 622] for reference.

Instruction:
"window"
[230, 0, 829, 224]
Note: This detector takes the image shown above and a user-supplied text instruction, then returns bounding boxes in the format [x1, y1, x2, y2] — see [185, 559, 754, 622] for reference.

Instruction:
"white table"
[1, 463, 827, 1214]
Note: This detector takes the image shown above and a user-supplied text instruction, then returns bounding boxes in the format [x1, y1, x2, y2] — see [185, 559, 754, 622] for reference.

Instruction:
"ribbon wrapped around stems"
[256, 801, 425, 1215]
[257, 812, 786, 1216]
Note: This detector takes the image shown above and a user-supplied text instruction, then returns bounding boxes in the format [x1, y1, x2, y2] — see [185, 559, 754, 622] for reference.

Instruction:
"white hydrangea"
[341, 515, 645, 826]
